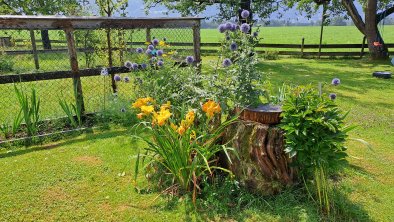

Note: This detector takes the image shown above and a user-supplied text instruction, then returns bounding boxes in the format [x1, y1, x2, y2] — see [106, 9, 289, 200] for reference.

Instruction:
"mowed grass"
[201, 25, 394, 44]
[0, 58, 393, 221]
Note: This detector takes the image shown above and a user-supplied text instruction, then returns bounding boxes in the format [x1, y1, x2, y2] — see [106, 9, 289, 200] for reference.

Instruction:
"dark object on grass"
[372, 71, 392, 79]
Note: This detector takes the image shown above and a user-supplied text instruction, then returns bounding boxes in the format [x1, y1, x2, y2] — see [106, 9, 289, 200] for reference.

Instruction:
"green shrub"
[0, 57, 14, 72]
[263, 51, 279, 60]
[280, 85, 352, 214]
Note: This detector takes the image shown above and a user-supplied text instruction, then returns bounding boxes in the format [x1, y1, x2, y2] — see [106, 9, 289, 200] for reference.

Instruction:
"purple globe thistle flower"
[157, 60, 164, 67]
[146, 49, 152, 55]
[331, 78, 341, 86]
[157, 49, 164, 57]
[132, 63, 138, 70]
[226, 35, 231, 41]
[230, 42, 238, 51]
[124, 76, 130, 83]
[121, 108, 126, 113]
[222, 58, 232, 67]
[100, 67, 108, 76]
[230, 24, 237, 32]
[218, 24, 226, 33]
[225, 22, 233, 30]
[240, 23, 250, 33]
[141, 63, 147, 69]
[152, 39, 159, 46]
[136, 47, 144, 53]
[114, 74, 121, 82]
[329, 93, 337, 100]
[124, 61, 132, 69]
[186, 56, 194, 64]
[253, 31, 259, 37]
[148, 45, 154, 50]
[241, 9, 250, 19]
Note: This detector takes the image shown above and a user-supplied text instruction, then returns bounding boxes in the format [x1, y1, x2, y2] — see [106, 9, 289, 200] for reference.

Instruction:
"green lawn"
[0, 58, 393, 221]
[201, 25, 394, 44]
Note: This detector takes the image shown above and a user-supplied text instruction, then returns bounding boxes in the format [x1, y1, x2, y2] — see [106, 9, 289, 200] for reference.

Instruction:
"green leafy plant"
[280, 85, 352, 214]
[215, 23, 265, 108]
[0, 123, 10, 138]
[59, 99, 82, 128]
[263, 50, 279, 60]
[132, 98, 237, 201]
[14, 85, 41, 137]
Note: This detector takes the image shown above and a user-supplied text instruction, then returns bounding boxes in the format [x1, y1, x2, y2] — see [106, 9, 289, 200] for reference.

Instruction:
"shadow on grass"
[159, 180, 372, 221]
[0, 129, 128, 159]
[259, 59, 393, 109]
[194, 187, 372, 222]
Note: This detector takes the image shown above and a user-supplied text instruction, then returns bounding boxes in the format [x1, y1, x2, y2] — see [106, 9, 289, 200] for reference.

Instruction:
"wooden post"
[146, 28, 151, 43]
[192, 20, 201, 66]
[318, 4, 327, 59]
[106, 28, 117, 93]
[118, 29, 124, 66]
[360, 36, 367, 58]
[65, 28, 85, 114]
[301, 37, 305, 58]
[29, 30, 40, 70]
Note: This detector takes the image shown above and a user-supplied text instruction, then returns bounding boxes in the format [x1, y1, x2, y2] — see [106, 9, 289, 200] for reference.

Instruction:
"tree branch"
[377, 6, 394, 23]
[1, 0, 20, 14]
[341, 0, 366, 35]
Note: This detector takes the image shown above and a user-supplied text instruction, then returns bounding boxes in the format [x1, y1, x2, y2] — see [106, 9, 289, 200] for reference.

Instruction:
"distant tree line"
[201, 16, 394, 28]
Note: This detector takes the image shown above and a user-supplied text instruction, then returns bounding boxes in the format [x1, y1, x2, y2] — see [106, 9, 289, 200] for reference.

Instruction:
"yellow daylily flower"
[202, 100, 221, 118]
[140, 105, 154, 114]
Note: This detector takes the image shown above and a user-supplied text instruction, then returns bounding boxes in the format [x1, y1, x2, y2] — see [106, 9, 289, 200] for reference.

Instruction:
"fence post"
[360, 36, 366, 58]
[29, 30, 40, 69]
[106, 28, 117, 93]
[146, 28, 151, 43]
[301, 37, 305, 58]
[192, 20, 201, 66]
[65, 28, 86, 114]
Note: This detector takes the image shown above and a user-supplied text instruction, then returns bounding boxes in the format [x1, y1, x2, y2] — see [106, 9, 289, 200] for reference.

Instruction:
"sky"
[93, 0, 392, 22]
[123, 0, 320, 22]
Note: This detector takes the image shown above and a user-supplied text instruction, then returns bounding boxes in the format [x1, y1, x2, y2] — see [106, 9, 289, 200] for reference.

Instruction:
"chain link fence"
[0, 16, 201, 138]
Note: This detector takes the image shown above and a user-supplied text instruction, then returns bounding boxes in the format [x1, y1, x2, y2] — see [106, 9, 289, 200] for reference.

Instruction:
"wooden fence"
[3, 40, 394, 58]
[0, 15, 202, 123]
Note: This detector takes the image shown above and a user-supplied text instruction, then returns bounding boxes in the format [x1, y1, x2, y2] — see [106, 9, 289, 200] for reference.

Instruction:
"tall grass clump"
[14, 85, 41, 137]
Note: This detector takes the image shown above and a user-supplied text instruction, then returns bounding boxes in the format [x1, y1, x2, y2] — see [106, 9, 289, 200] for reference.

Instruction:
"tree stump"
[237, 104, 282, 125]
[223, 120, 296, 195]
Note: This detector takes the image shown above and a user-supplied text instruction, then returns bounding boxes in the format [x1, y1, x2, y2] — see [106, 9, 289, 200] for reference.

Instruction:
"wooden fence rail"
[4, 40, 394, 57]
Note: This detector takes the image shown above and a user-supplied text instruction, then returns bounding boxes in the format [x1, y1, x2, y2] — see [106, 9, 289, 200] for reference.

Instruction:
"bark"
[342, 0, 390, 60]
[223, 120, 296, 195]
[365, 0, 389, 59]
[40, 30, 52, 50]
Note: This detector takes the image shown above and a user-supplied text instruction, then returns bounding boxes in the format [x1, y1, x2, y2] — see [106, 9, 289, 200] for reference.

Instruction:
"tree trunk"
[222, 120, 296, 195]
[40, 30, 51, 50]
[342, 0, 390, 60]
[365, 0, 389, 60]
